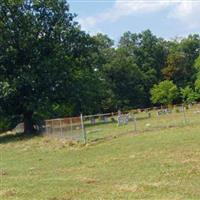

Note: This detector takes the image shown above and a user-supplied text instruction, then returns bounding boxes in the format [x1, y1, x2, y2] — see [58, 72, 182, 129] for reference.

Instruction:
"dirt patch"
[115, 184, 140, 192]
[77, 176, 98, 184]
[48, 188, 86, 200]
[181, 158, 199, 164]
[48, 197, 70, 200]
[0, 170, 8, 176]
[0, 189, 16, 197]
[82, 177, 98, 184]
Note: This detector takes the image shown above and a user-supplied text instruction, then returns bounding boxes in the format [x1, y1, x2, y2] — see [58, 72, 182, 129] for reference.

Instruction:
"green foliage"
[151, 80, 179, 105]
[180, 86, 199, 103]
[117, 30, 168, 106]
[0, 117, 12, 133]
[119, 30, 167, 81]
[162, 35, 200, 87]
[195, 77, 200, 93]
[1, 0, 200, 132]
[103, 49, 146, 109]
[162, 52, 186, 84]
[194, 55, 200, 72]
[0, 0, 101, 132]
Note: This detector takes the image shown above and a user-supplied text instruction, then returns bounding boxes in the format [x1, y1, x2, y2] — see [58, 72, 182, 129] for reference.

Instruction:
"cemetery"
[1, 0, 200, 199]
[40, 103, 200, 143]
[1, 110, 200, 200]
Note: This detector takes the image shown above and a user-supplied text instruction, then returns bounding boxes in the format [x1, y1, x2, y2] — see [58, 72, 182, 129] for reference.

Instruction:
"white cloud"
[78, 0, 200, 32]
[169, 2, 200, 29]
[111, 0, 170, 20]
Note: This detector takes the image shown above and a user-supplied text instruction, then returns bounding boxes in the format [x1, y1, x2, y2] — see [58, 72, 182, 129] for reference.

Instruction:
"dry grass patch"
[0, 189, 16, 198]
[81, 177, 99, 184]
[0, 170, 8, 176]
[115, 184, 142, 193]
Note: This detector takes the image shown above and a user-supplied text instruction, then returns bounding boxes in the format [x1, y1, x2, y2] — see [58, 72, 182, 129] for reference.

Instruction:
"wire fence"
[43, 103, 200, 143]
[43, 114, 86, 142]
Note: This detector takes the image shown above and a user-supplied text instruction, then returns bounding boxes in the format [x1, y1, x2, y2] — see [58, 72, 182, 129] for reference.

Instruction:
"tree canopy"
[0, 0, 100, 133]
[1, 0, 200, 133]
[150, 80, 179, 105]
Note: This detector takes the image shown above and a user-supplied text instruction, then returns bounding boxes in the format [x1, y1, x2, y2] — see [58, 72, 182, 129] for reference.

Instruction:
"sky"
[68, 0, 200, 42]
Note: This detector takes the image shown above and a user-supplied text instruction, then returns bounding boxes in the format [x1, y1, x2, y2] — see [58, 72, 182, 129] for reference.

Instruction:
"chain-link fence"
[83, 111, 140, 142]
[43, 114, 86, 142]
[82, 103, 200, 142]
[43, 103, 200, 143]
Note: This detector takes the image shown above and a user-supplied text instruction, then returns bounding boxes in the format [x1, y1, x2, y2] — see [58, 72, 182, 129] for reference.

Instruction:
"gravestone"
[117, 111, 129, 126]
[91, 117, 96, 125]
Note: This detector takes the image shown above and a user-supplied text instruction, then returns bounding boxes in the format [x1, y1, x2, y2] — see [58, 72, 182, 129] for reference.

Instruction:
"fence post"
[117, 110, 121, 126]
[59, 119, 63, 138]
[70, 118, 73, 136]
[133, 114, 137, 133]
[80, 114, 87, 144]
[45, 120, 48, 135]
[182, 104, 187, 124]
[51, 120, 53, 136]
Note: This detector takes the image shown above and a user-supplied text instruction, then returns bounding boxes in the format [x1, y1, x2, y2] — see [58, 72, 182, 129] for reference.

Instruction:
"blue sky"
[68, 0, 200, 42]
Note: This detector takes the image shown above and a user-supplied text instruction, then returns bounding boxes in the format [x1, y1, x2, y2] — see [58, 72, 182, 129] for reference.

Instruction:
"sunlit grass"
[1, 123, 200, 200]
[85, 105, 200, 141]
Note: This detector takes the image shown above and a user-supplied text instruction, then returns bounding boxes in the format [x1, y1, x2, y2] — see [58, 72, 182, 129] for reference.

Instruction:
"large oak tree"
[0, 0, 98, 133]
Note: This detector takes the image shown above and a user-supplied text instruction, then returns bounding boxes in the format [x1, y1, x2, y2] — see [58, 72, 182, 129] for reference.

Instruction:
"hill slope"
[1, 125, 200, 200]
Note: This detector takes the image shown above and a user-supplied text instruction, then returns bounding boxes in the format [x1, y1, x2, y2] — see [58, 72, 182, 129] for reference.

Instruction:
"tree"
[194, 55, 200, 97]
[103, 49, 146, 109]
[0, 0, 97, 133]
[162, 52, 187, 85]
[119, 30, 167, 79]
[150, 80, 179, 105]
[180, 86, 199, 103]
[194, 55, 200, 74]
[118, 30, 167, 106]
[92, 33, 115, 69]
[162, 35, 200, 87]
[91, 33, 117, 112]
[181, 34, 200, 68]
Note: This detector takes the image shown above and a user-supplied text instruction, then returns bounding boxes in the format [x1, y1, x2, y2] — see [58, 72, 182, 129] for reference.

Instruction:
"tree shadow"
[0, 131, 41, 144]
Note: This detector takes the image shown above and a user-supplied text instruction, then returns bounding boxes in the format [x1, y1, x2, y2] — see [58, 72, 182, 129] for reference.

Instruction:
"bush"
[150, 80, 179, 105]
[0, 117, 12, 133]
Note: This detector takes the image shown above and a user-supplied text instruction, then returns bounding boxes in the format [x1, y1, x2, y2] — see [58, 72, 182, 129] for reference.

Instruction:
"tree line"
[1, 0, 200, 133]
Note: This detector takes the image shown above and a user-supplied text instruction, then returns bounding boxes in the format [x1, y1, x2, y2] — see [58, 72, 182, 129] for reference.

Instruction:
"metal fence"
[43, 103, 200, 143]
[43, 114, 86, 142]
[82, 103, 200, 142]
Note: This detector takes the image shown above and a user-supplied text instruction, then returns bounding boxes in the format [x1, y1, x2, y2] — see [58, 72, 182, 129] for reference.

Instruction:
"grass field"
[1, 123, 200, 200]
[85, 105, 200, 142]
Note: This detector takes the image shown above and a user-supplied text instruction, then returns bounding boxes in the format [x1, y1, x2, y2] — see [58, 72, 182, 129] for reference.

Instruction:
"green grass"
[85, 105, 200, 141]
[1, 124, 200, 200]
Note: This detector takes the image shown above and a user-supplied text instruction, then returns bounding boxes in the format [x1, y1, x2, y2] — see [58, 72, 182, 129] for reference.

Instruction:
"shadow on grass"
[0, 131, 41, 144]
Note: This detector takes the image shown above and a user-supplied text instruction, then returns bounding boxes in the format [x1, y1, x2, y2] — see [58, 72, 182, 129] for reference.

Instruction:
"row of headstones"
[157, 109, 172, 116]
[157, 106, 187, 116]
[89, 104, 195, 125]
[89, 111, 130, 126]
[89, 111, 153, 126]
[90, 107, 187, 125]
[117, 111, 129, 126]
[90, 115, 114, 125]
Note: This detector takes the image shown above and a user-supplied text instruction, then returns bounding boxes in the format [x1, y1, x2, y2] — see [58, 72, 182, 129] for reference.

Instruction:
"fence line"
[42, 103, 200, 143]
[43, 115, 84, 141]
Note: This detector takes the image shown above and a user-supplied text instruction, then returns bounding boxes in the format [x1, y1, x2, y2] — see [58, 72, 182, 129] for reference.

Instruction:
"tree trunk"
[23, 111, 35, 134]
